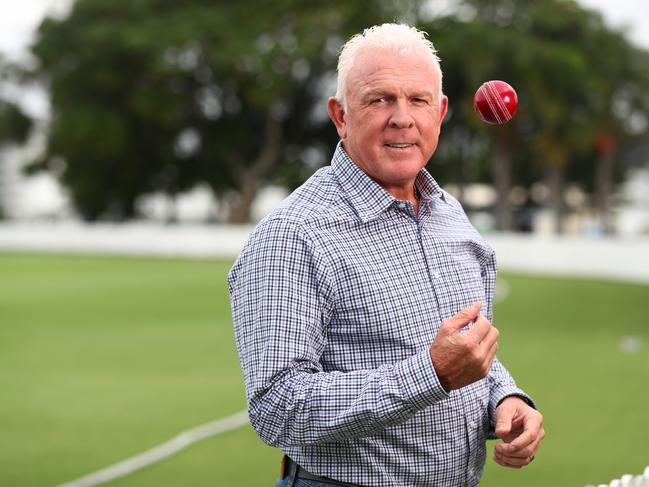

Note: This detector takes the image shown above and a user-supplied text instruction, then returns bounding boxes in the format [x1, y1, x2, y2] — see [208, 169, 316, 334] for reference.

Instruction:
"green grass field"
[1, 253, 648, 486]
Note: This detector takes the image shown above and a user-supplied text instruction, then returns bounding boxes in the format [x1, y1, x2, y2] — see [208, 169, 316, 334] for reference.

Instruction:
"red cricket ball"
[473, 80, 518, 125]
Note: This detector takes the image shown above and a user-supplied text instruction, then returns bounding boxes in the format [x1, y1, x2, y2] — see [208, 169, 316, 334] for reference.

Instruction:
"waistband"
[281, 455, 364, 487]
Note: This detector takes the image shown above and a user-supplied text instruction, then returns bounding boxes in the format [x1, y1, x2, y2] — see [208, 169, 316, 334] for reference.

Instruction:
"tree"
[27, 0, 424, 222]
[0, 56, 33, 219]
[424, 0, 649, 232]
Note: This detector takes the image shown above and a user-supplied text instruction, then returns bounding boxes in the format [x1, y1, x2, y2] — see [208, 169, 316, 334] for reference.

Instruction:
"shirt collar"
[331, 142, 447, 223]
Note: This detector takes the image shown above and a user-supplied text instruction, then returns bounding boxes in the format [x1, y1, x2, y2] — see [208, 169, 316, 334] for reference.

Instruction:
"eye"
[412, 97, 429, 105]
[371, 97, 387, 105]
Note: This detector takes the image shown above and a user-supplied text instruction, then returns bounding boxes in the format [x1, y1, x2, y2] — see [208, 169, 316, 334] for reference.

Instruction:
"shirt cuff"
[395, 348, 450, 411]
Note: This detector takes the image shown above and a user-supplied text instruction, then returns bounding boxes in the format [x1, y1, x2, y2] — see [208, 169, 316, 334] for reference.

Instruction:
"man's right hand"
[429, 302, 499, 391]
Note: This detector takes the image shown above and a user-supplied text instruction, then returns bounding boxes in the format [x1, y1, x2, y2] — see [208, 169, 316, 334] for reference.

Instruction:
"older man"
[229, 23, 544, 486]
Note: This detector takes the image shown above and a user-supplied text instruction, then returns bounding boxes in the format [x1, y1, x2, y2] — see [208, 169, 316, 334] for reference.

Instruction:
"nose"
[388, 100, 415, 129]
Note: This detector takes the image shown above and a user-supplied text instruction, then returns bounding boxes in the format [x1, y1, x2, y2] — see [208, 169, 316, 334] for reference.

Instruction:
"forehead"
[347, 47, 440, 97]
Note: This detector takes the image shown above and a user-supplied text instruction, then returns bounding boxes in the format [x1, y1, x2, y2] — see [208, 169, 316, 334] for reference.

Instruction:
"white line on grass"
[55, 410, 249, 487]
[55, 280, 510, 487]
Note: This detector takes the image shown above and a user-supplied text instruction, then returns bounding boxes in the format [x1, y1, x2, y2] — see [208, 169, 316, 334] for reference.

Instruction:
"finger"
[493, 451, 523, 468]
[522, 427, 545, 457]
[476, 324, 499, 351]
[505, 415, 543, 452]
[494, 451, 533, 468]
[465, 315, 492, 342]
[495, 404, 515, 439]
[481, 335, 498, 371]
[498, 428, 535, 454]
[495, 438, 538, 459]
[443, 302, 482, 331]
[497, 420, 542, 455]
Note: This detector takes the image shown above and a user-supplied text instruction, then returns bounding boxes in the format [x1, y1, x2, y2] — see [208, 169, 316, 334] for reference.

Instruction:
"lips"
[385, 143, 415, 148]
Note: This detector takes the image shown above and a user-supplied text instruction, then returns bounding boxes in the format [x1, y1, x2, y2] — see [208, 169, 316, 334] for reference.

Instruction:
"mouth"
[385, 143, 416, 149]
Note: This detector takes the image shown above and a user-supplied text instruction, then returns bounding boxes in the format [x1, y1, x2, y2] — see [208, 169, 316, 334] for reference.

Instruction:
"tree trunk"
[228, 112, 283, 223]
[493, 134, 512, 231]
[165, 192, 178, 224]
[228, 170, 259, 224]
[595, 150, 615, 235]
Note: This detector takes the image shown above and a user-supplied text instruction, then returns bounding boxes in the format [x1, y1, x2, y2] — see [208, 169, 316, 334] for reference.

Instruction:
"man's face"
[328, 47, 448, 196]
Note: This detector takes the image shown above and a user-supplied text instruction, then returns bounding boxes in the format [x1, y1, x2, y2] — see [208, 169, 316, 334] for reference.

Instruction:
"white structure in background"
[3, 148, 649, 235]
[136, 185, 220, 223]
[136, 185, 288, 223]
[0, 131, 73, 220]
[618, 167, 649, 236]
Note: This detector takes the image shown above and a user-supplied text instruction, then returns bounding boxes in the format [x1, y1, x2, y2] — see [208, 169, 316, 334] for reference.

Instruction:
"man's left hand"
[493, 396, 545, 468]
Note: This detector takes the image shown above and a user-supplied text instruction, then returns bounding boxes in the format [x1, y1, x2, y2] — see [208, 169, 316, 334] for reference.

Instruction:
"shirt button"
[469, 420, 478, 429]
[433, 271, 441, 279]
[398, 202, 406, 209]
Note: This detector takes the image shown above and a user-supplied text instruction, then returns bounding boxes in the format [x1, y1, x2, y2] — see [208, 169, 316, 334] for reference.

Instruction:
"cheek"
[349, 118, 380, 143]
[420, 116, 441, 138]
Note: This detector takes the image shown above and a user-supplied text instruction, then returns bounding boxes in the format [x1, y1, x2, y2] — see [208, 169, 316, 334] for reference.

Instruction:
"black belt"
[282, 455, 364, 487]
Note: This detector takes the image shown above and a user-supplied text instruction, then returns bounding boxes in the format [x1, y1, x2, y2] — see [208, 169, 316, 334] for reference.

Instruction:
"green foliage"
[28, 0, 423, 221]
[0, 55, 32, 147]
[0, 102, 31, 146]
[0, 56, 34, 219]
[26, 0, 649, 223]
[425, 0, 649, 228]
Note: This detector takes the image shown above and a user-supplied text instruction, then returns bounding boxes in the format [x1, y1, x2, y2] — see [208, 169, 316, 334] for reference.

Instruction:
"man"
[229, 23, 544, 486]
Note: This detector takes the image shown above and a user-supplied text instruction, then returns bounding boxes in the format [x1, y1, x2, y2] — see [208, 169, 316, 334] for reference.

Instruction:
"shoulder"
[258, 165, 357, 237]
[229, 167, 345, 281]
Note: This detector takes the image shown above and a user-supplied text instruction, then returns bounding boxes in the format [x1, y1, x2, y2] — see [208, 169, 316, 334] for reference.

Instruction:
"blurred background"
[1, 1, 648, 486]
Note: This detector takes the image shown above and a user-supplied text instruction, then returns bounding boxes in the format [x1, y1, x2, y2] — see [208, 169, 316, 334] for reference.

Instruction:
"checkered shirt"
[228, 143, 533, 486]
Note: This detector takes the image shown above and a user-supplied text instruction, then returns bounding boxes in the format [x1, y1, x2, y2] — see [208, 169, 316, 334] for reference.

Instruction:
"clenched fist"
[429, 302, 499, 391]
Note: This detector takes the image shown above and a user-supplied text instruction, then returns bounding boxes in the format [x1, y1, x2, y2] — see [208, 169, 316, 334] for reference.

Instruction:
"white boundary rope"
[55, 410, 249, 487]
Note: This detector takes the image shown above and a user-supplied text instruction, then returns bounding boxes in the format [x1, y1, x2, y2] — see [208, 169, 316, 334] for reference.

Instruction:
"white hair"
[335, 23, 443, 110]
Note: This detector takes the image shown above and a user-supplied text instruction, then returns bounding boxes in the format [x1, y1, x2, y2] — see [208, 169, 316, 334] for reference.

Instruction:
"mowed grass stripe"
[0, 254, 243, 487]
[1, 254, 648, 486]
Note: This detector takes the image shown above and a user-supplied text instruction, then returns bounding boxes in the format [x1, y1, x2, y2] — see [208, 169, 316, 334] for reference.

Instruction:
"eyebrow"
[360, 90, 390, 102]
[411, 92, 434, 100]
[360, 89, 435, 102]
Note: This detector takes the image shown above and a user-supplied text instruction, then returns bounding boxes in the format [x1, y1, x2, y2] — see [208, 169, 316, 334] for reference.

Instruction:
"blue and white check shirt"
[229, 143, 533, 486]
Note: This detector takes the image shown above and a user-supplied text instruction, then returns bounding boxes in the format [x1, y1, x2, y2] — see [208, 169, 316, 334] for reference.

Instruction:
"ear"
[327, 97, 347, 139]
[439, 95, 449, 123]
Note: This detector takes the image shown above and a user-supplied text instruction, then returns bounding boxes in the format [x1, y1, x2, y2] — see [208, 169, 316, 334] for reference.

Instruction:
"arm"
[228, 218, 449, 447]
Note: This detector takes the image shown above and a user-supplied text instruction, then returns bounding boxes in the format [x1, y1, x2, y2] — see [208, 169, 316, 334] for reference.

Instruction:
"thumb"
[495, 402, 515, 438]
[443, 302, 482, 331]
